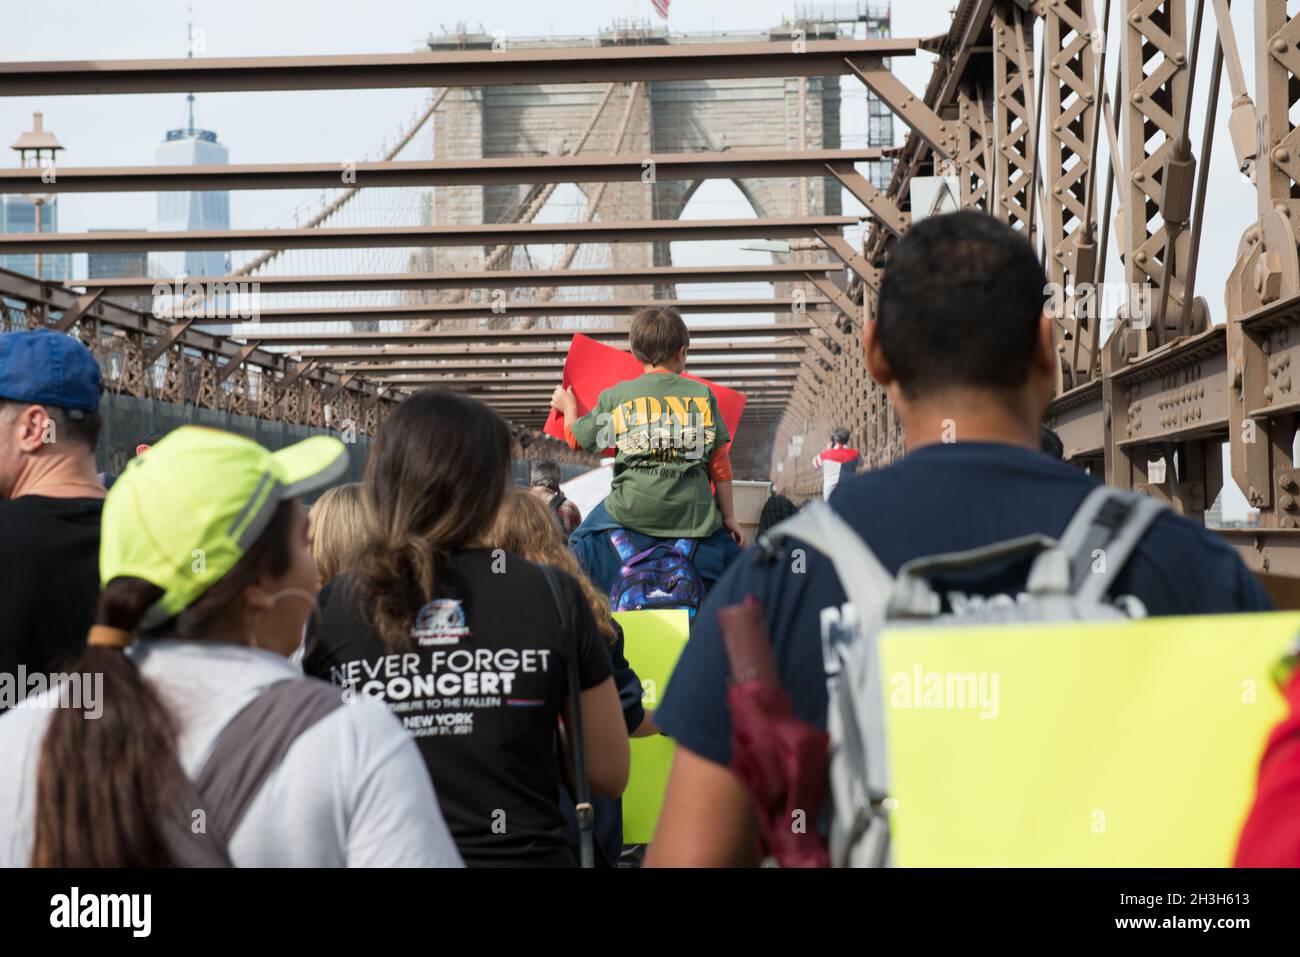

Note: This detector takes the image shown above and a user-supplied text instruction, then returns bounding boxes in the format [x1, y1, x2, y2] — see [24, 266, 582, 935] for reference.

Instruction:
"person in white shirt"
[811, 427, 861, 500]
[0, 426, 462, 868]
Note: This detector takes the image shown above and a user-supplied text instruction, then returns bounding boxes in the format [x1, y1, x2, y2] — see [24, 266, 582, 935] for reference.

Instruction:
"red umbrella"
[718, 595, 830, 868]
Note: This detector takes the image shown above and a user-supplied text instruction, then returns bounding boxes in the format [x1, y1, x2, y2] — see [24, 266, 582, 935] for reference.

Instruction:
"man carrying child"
[551, 306, 744, 599]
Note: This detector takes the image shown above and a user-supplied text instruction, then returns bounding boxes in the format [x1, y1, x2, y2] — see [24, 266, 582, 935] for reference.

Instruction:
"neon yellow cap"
[100, 426, 348, 622]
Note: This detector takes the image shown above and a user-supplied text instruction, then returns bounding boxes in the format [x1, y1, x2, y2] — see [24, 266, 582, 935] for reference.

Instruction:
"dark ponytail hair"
[31, 500, 297, 867]
[356, 390, 513, 650]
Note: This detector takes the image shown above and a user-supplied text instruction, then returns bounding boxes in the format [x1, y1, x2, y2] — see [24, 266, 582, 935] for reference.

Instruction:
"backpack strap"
[759, 502, 895, 866]
[890, 534, 1061, 617]
[606, 528, 639, 564]
[166, 678, 346, 865]
[1045, 485, 1167, 603]
[759, 502, 894, 627]
[894, 487, 1167, 612]
[758, 502, 893, 707]
[609, 530, 697, 567]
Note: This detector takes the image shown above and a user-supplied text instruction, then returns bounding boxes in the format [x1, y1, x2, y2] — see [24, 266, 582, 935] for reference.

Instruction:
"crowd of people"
[0, 211, 1298, 867]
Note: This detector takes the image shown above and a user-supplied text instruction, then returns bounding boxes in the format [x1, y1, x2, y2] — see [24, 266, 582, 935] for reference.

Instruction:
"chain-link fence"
[96, 392, 372, 496]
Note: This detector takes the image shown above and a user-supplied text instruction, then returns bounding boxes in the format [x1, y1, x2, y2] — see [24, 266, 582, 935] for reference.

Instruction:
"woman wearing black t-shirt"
[304, 390, 629, 867]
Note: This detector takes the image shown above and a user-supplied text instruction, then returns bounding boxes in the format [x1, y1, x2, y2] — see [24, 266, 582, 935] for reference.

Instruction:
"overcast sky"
[0, 0, 1263, 515]
[0, 0, 906, 232]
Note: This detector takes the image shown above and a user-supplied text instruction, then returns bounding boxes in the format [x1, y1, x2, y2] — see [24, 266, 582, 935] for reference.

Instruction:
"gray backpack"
[162, 678, 345, 866]
[760, 485, 1167, 867]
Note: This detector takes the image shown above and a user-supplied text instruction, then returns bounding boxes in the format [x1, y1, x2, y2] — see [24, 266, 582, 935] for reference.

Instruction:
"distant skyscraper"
[0, 195, 72, 281]
[88, 238, 150, 282]
[152, 94, 231, 280]
[152, 94, 233, 331]
[88, 231, 151, 312]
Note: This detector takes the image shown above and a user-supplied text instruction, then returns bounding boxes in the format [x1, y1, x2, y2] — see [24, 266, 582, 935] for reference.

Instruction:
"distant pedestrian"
[99, 431, 163, 490]
[811, 427, 860, 500]
[529, 459, 582, 536]
[757, 492, 799, 537]
[307, 482, 370, 586]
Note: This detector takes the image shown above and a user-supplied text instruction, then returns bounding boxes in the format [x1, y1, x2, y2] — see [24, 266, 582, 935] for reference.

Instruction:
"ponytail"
[32, 579, 186, 867]
[355, 533, 439, 650]
[355, 391, 513, 650]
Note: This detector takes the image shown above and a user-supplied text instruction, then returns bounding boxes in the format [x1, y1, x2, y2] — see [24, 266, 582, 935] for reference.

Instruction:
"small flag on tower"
[651, 0, 670, 20]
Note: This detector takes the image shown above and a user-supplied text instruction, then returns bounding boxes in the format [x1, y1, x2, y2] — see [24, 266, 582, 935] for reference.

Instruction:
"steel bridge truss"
[1, 36, 956, 465]
[767, 0, 1300, 578]
[13, 7, 1300, 574]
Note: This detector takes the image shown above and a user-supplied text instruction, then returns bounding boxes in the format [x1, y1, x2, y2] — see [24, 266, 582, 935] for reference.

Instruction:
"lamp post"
[10, 112, 65, 286]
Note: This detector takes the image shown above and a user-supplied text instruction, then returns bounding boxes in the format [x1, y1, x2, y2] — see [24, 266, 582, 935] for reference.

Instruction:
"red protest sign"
[543, 333, 748, 451]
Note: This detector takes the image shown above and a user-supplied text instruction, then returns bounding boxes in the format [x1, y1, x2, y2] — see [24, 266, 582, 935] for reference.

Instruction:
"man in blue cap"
[0, 329, 106, 707]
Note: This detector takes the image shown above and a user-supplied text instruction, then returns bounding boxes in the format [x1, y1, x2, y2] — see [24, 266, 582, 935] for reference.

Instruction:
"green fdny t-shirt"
[571, 371, 730, 538]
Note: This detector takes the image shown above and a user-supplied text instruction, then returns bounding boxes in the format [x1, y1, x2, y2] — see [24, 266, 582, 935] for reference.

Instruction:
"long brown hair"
[491, 487, 617, 643]
[355, 390, 513, 649]
[31, 501, 297, 867]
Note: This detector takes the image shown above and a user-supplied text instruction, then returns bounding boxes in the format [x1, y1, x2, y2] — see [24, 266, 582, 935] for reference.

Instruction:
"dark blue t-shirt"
[656, 441, 1274, 767]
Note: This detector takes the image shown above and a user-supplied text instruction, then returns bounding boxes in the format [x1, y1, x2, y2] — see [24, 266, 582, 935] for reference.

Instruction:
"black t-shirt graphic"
[306, 548, 613, 867]
[0, 495, 102, 707]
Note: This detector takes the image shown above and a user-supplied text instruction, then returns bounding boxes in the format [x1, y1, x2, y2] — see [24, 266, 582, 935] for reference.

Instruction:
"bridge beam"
[227, 299, 830, 325]
[0, 216, 860, 255]
[0, 40, 923, 97]
[66, 263, 845, 296]
[2, 149, 888, 195]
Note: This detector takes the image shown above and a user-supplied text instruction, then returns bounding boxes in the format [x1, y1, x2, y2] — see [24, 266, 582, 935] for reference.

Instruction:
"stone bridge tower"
[423, 20, 844, 302]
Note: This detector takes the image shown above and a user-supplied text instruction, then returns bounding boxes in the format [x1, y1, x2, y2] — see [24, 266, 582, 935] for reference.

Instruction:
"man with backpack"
[558, 307, 744, 615]
[646, 211, 1273, 866]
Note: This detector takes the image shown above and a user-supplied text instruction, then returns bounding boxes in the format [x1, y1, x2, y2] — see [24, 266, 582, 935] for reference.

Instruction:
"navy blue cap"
[0, 329, 102, 412]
